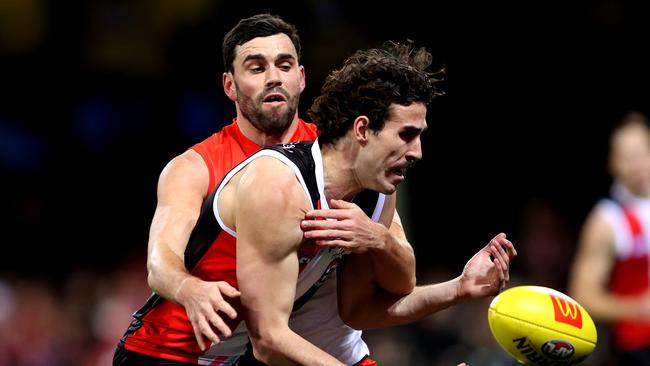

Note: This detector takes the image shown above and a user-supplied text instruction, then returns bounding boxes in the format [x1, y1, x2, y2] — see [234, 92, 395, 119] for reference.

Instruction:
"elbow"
[248, 330, 283, 364]
[339, 311, 366, 330]
[393, 250, 417, 295]
[146, 270, 158, 293]
[404, 274, 417, 295]
[338, 303, 355, 328]
[146, 259, 161, 293]
[388, 275, 416, 297]
[338, 299, 370, 330]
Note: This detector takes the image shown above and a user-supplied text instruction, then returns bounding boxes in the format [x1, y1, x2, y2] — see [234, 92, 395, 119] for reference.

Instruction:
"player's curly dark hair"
[222, 13, 301, 74]
[308, 41, 444, 145]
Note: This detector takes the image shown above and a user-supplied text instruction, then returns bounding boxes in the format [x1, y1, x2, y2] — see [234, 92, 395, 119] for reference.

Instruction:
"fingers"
[486, 233, 517, 262]
[490, 242, 509, 271]
[186, 281, 241, 351]
[303, 228, 351, 241]
[501, 237, 517, 258]
[328, 198, 355, 209]
[313, 239, 347, 247]
[216, 281, 241, 299]
[304, 199, 360, 219]
[495, 233, 517, 257]
[304, 209, 347, 220]
[191, 302, 235, 350]
[193, 322, 208, 351]
[301, 219, 345, 231]
[208, 311, 232, 338]
[215, 298, 238, 320]
[487, 234, 514, 292]
[491, 257, 507, 293]
[196, 317, 221, 348]
[312, 238, 364, 251]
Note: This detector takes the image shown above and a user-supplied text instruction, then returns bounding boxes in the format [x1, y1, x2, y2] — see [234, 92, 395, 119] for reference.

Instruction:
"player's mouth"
[388, 166, 408, 183]
[391, 167, 406, 177]
[262, 92, 287, 106]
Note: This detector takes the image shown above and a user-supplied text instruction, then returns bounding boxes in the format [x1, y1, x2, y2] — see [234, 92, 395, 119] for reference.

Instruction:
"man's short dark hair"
[222, 13, 301, 74]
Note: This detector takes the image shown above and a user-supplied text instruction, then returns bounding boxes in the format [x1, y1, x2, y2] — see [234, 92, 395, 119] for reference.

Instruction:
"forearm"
[344, 277, 463, 330]
[368, 226, 416, 295]
[147, 245, 195, 303]
[146, 201, 201, 303]
[573, 288, 650, 322]
[251, 327, 345, 366]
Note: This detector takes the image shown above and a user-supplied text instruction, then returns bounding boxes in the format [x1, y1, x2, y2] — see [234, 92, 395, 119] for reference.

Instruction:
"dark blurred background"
[1, 0, 649, 364]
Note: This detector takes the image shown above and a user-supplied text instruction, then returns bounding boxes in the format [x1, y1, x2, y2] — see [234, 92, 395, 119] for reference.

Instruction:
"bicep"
[237, 232, 300, 331]
[148, 151, 209, 258]
[337, 253, 375, 323]
[234, 160, 308, 333]
[570, 212, 615, 293]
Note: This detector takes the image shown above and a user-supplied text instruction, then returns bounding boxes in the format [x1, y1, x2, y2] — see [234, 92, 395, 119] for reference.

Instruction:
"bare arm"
[568, 211, 650, 321]
[302, 194, 416, 295]
[236, 158, 345, 366]
[338, 233, 516, 329]
[147, 149, 240, 350]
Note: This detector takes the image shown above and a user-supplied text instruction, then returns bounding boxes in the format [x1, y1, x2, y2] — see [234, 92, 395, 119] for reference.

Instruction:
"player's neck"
[320, 140, 363, 202]
[236, 115, 300, 147]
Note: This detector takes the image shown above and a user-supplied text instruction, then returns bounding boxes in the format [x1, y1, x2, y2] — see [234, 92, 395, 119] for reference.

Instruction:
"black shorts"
[113, 344, 196, 366]
[114, 342, 377, 366]
[238, 341, 377, 365]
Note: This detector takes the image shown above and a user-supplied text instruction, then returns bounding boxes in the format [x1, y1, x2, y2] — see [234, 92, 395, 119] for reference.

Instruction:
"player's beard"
[236, 84, 299, 135]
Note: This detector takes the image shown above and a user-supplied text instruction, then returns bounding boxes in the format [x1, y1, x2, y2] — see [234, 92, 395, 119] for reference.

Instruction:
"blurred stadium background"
[2, 0, 650, 364]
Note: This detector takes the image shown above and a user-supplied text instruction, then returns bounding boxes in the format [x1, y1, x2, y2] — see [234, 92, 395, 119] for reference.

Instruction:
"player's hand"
[458, 233, 517, 299]
[175, 277, 241, 351]
[301, 199, 386, 253]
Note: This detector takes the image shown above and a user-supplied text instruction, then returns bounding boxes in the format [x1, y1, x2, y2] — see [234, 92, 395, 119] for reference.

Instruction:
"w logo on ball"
[550, 294, 582, 329]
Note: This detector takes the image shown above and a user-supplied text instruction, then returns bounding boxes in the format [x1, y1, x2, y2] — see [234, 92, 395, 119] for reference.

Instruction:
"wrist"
[454, 275, 470, 301]
[174, 275, 195, 305]
[369, 223, 390, 252]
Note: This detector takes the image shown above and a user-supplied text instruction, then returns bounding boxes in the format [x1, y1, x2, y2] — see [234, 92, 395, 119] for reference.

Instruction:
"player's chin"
[378, 180, 398, 195]
[386, 174, 405, 191]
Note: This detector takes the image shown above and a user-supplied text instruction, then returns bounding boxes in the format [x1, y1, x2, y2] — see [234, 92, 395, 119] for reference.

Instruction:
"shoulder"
[231, 155, 312, 231]
[589, 198, 621, 229]
[581, 201, 616, 247]
[162, 149, 207, 177]
[233, 157, 308, 252]
[158, 149, 208, 193]
[238, 156, 306, 204]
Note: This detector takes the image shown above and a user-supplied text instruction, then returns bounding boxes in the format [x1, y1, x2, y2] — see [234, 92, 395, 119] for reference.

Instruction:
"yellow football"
[488, 285, 597, 365]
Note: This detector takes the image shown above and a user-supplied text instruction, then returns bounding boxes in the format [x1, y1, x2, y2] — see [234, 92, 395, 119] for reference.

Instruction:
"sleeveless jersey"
[596, 185, 650, 351]
[192, 118, 318, 194]
[120, 135, 383, 364]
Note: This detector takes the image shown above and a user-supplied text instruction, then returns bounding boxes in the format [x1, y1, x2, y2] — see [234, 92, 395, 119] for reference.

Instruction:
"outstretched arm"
[147, 149, 240, 350]
[338, 233, 516, 329]
[236, 157, 345, 365]
[302, 194, 416, 295]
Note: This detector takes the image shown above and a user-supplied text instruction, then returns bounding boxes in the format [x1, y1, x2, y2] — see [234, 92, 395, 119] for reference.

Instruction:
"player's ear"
[299, 65, 306, 93]
[353, 116, 370, 144]
[223, 72, 237, 102]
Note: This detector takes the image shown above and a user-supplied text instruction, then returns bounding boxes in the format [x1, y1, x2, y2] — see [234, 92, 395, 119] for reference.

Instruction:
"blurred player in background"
[569, 111, 650, 365]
